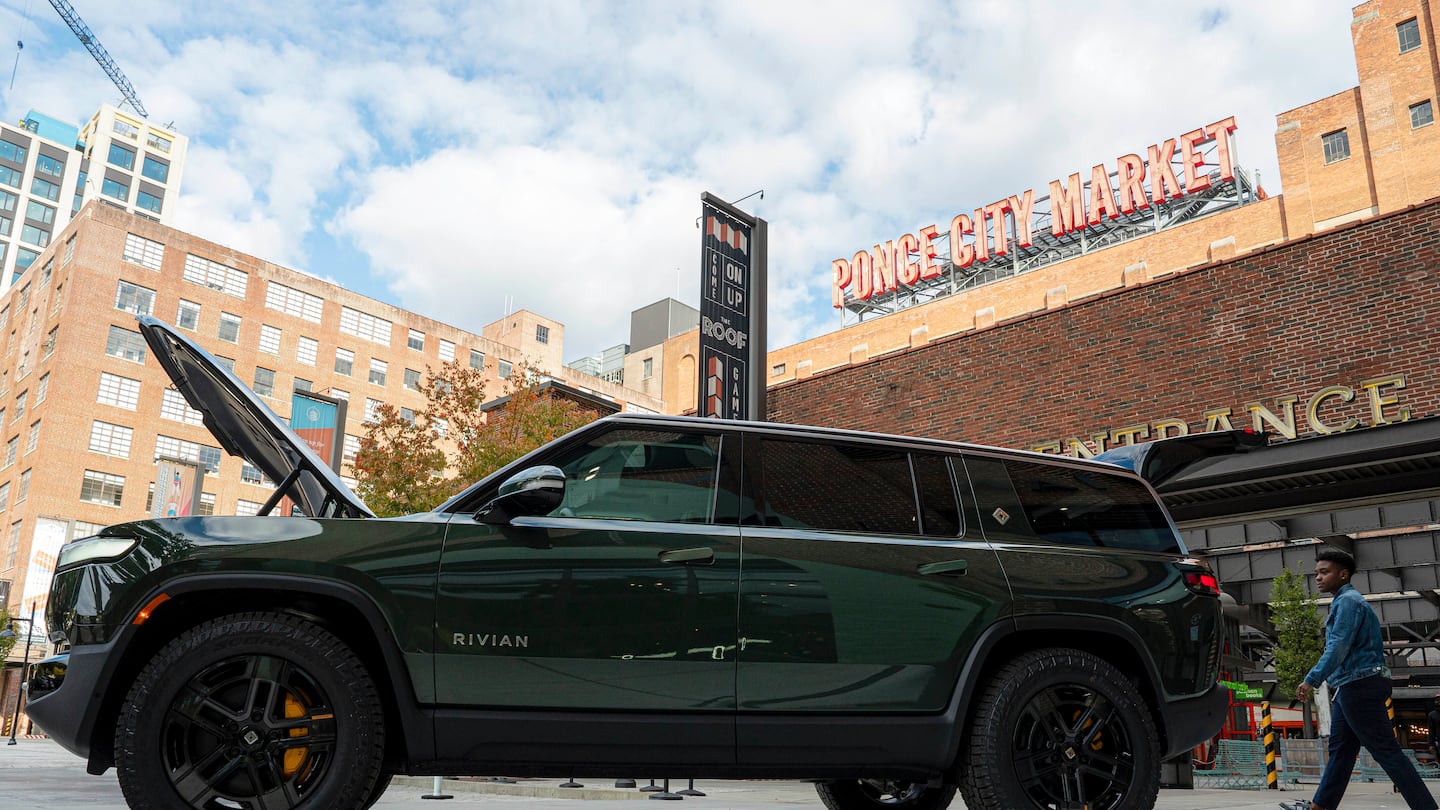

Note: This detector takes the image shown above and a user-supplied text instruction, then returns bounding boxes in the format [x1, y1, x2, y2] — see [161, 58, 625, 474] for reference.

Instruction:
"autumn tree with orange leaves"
[354, 361, 600, 516]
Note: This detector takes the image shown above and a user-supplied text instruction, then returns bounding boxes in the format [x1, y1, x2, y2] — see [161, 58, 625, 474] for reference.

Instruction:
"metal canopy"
[1157, 417, 1440, 529]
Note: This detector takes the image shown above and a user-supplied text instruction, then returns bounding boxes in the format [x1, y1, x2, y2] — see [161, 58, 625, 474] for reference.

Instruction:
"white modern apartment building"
[0, 104, 187, 289]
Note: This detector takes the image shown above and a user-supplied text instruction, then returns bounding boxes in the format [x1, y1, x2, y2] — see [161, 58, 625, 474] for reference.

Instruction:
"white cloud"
[0, 0, 1364, 361]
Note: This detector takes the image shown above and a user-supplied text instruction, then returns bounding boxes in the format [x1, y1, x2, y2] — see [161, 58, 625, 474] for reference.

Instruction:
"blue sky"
[0, 0, 1360, 361]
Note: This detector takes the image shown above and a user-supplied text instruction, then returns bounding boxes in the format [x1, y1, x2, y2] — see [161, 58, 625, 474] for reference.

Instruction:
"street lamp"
[0, 603, 37, 745]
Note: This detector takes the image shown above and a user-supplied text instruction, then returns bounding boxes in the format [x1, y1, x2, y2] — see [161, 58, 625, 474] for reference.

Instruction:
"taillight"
[1183, 570, 1221, 596]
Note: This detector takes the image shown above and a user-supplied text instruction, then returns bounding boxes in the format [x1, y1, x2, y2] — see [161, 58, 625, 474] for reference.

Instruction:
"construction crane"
[46, 0, 147, 118]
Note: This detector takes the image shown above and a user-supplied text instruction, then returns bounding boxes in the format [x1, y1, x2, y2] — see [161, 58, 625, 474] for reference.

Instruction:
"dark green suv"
[25, 316, 1227, 810]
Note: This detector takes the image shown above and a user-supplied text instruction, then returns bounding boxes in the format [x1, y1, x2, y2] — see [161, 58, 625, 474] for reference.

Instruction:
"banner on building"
[18, 517, 68, 639]
[698, 191, 767, 420]
[152, 458, 203, 519]
[291, 390, 347, 472]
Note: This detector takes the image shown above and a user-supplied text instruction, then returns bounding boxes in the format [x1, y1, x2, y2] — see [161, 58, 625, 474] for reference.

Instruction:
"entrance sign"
[698, 192, 767, 420]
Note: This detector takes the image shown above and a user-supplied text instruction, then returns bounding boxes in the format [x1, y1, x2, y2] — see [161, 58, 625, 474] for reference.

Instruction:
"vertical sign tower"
[698, 192, 767, 420]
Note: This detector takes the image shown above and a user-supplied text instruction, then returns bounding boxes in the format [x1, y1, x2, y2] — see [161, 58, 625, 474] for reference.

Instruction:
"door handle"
[917, 559, 968, 577]
[659, 547, 715, 565]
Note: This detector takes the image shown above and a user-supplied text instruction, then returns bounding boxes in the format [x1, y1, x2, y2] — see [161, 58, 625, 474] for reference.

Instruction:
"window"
[5, 522, 19, 565]
[364, 398, 383, 422]
[1323, 129, 1351, 164]
[106, 326, 147, 363]
[469, 350, 484, 371]
[136, 190, 162, 214]
[25, 420, 38, 454]
[147, 131, 171, 152]
[108, 143, 136, 170]
[183, 254, 248, 298]
[217, 312, 241, 343]
[0, 165, 21, 189]
[123, 233, 165, 270]
[12, 391, 25, 423]
[259, 324, 282, 354]
[215, 356, 235, 371]
[265, 282, 323, 323]
[0, 190, 14, 213]
[408, 329, 424, 351]
[758, 439, 929, 534]
[334, 348, 354, 376]
[0, 140, 25, 163]
[369, 358, 387, 386]
[432, 417, 448, 438]
[499, 360, 512, 379]
[0, 482, 9, 514]
[34, 154, 62, 177]
[404, 368, 421, 391]
[552, 429, 728, 523]
[343, 434, 360, 465]
[90, 421, 134, 457]
[35, 373, 47, 404]
[297, 336, 318, 365]
[536, 324, 549, 344]
[241, 463, 270, 486]
[160, 388, 203, 425]
[155, 435, 222, 475]
[1399, 18, 1422, 53]
[31, 176, 59, 201]
[113, 118, 139, 139]
[439, 339, 455, 362]
[141, 156, 169, 183]
[339, 306, 392, 345]
[25, 200, 54, 224]
[70, 520, 107, 540]
[330, 388, 348, 401]
[772, 363, 786, 377]
[253, 367, 276, 397]
[1412, 100, 1434, 129]
[995, 459, 1180, 553]
[20, 224, 49, 248]
[114, 280, 157, 315]
[80, 470, 124, 506]
[0, 215, 10, 237]
[235, 499, 262, 517]
[643, 358, 653, 379]
[15, 247, 38, 270]
[3, 437, 14, 468]
[176, 299, 200, 330]
[293, 377, 312, 392]
[97, 372, 141, 410]
[400, 407, 415, 424]
[100, 177, 129, 201]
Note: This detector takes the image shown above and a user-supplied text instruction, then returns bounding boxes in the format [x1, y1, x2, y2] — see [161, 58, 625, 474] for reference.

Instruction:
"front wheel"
[115, 611, 387, 810]
[958, 648, 1159, 810]
[815, 779, 957, 809]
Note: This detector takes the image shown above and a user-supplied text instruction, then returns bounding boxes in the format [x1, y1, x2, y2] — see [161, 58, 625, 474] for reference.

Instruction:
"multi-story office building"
[0, 202, 661, 733]
[0, 104, 186, 289]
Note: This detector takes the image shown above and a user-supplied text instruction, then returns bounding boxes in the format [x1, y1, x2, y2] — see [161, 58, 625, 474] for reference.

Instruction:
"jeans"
[1313, 673, 1438, 809]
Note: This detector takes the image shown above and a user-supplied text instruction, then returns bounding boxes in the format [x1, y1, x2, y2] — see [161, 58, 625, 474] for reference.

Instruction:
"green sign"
[1220, 680, 1265, 701]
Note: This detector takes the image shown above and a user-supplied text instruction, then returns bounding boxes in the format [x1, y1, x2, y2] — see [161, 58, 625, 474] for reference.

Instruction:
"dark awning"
[1157, 417, 1440, 528]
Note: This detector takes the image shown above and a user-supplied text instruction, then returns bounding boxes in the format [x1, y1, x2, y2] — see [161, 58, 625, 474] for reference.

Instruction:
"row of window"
[1321, 96, 1435, 165]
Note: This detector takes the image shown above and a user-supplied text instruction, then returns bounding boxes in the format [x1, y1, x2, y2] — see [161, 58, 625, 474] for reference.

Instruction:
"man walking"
[1280, 548, 1438, 810]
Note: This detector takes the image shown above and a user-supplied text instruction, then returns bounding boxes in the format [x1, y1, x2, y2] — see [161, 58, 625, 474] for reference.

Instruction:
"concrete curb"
[389, 776, 653, 800]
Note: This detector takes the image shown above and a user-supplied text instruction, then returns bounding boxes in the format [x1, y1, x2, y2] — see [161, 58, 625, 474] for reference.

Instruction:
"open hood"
[137, 315, 374, 518]
[1093, 429, 1270, 488]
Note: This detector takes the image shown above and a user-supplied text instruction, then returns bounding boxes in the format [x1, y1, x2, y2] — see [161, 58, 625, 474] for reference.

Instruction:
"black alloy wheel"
[115, 611, 385, 810]
[959, 648, 1159, 810]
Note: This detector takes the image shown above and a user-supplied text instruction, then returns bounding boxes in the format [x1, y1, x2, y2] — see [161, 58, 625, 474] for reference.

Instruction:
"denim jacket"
[1304, 583, 1390, 690]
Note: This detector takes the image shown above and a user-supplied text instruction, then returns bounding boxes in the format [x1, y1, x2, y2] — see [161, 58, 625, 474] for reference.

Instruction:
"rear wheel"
[115, 611, 386, 810]
[959, 648, 1159, 810]
[815, 779, 956, 809]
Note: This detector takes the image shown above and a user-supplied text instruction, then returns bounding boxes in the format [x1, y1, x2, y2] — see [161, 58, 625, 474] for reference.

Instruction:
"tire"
[815, 779, 957, 810]
[958, 648, 1159, 810]
[115, 611, 386, 810]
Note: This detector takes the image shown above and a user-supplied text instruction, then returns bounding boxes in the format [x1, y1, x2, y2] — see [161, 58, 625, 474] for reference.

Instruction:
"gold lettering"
[1246, 396, 1298, 440]
[1032, 440, 1064, 455]
[1109, 424, 1151, 446]
[1307, 385, 1358, 435]
[1152, 418, 1190, 438]
[1203, 408, 1234, 432]
[1360, 374, 1410, 425]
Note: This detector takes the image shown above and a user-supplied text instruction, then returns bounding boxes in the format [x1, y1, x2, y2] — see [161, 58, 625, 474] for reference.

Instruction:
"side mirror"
[476, 465, 566, 525]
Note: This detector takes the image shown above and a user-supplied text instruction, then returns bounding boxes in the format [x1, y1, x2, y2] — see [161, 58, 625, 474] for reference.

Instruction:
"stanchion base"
[616, 778, 638, 788]
[560, 780, 583, 788]
[648, 791, 684, 800]
[677, 789, 706, 796]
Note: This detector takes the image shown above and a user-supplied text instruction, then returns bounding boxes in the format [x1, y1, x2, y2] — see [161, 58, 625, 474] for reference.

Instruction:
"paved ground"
[1, 737, 1435, 809]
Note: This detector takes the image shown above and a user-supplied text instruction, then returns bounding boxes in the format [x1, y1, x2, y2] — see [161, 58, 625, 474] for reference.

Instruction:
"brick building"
[0, 202, 660, 735]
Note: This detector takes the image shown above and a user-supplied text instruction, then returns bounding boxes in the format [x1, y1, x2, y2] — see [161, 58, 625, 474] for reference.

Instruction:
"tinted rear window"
[1005, 460, 1180, 553]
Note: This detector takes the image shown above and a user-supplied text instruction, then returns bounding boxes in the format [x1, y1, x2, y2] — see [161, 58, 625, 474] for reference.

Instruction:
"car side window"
[553, 429, 725, 524]
[915, 453, 963, 536]
[1003, 459, 1181, 553]
[961, 454, 1037, 544]
[758, 439, 913, 533]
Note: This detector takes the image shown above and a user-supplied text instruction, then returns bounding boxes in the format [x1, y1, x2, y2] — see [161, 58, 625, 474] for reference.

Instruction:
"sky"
[0, 0, 1363, 363]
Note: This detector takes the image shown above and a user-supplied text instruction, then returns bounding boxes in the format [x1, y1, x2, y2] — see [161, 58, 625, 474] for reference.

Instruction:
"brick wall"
[767, 198, 1440, 456]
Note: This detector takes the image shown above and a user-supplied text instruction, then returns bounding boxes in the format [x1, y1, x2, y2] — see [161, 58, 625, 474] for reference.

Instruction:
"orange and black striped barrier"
[1262, 701, 1279, 789]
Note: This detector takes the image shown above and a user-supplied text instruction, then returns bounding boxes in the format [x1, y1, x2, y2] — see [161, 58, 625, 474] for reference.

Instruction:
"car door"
[734, 434, 1011, 719]
[435, 423, 742, 714]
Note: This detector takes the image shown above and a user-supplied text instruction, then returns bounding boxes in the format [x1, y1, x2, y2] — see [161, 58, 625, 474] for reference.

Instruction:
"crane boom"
[47, 0, 147, 118]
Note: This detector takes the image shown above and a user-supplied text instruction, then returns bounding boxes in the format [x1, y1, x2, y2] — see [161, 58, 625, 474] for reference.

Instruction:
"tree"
[1271, 565, 1326, 735]
[355, 361, 601, 517]
[0, 606, 14, 662]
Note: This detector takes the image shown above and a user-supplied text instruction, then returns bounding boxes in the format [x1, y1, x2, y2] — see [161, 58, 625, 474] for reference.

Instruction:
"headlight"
[56, 535, 139, 570]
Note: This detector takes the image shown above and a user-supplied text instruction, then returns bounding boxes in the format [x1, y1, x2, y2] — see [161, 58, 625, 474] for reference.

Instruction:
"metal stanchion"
[421, 776, 453, 800]
[640, 778, 663, 792]
[560, 772, 583, 788]
[648, 778, 683, 800]
[676, 778, 705, 796]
